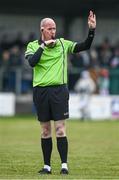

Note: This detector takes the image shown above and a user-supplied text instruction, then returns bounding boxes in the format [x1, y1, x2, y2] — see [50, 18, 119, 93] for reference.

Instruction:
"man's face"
[41, 20, 56, 41]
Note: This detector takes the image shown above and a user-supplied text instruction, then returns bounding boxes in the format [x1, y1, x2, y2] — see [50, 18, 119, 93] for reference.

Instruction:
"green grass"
[0, 116, 119, 179]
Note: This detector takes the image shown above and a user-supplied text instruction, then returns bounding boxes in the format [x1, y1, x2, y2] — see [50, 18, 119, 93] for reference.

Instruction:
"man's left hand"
[88, 10, 96, 29]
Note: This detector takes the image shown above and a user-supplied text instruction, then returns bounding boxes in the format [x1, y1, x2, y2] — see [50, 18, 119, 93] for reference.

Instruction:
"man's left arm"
[73, 10, 96, 53]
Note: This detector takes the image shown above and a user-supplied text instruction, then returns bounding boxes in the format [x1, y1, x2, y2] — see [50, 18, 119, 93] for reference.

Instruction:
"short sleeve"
[64, 40, 77, 53]
[25, 42, 34, 58]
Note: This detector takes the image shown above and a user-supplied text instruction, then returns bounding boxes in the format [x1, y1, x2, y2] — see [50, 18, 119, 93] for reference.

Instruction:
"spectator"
[0, 50, 10, 91]
[98, 68, 109, 95]
[110, 47, 119, 68]
[9, 45, 23, 66]
[98, 38, 112, 67]
[90, 48, 99, 69]
[70, 51, 90, 69]
[74, 70, 96, 120]
[13, 32, 26, 50]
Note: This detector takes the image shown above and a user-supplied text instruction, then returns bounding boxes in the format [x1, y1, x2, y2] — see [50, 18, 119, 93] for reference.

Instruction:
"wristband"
[41, 43, 46, 49]
[43, 41, 47, 46]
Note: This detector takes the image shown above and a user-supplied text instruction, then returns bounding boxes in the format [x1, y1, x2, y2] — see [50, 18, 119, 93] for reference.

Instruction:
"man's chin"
[51, 36, 55, 39]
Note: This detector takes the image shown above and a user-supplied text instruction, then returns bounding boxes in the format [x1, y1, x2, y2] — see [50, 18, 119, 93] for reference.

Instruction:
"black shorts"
[33, 84, 69, 122]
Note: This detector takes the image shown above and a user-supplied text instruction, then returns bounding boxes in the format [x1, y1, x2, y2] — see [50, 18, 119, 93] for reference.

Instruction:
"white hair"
[40, 18, 55, 30]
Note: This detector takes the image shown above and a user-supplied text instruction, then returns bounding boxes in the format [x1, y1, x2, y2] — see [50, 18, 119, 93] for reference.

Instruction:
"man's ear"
[41, 27, 44, 32]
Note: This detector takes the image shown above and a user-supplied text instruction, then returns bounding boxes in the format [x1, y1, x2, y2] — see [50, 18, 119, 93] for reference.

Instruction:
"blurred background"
[0, 0, 119, 119]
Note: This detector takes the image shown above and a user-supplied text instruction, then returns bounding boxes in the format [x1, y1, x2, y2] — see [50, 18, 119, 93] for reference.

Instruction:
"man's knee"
[56, 125, 66, 137]
[41, 123, 51, 138]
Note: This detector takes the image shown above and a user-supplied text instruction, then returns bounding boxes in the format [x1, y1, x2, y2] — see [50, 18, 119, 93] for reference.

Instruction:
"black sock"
[57, 136, 68, 163]
[41, 137, 52, 166]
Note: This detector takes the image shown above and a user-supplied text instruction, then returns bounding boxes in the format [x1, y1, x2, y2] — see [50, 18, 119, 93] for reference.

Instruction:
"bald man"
[25, 11, 96, 175]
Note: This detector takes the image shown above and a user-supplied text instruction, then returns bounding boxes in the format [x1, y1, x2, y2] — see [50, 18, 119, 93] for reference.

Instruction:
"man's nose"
[51, 29, 55, 33]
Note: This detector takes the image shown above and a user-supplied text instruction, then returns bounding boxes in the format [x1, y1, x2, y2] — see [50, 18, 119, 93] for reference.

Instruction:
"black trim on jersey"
[73, 29, 95, 53]
[38, 39, 45, 45]
[59, 39, 65, 84]
[26, 47, 44, 67]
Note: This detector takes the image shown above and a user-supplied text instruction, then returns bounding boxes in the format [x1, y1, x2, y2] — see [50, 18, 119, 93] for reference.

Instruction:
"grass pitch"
[0, 116, 119, 179]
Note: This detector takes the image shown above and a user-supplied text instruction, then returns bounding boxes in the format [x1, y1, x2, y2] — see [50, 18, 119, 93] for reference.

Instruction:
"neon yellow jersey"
[25, 38, 76, 87]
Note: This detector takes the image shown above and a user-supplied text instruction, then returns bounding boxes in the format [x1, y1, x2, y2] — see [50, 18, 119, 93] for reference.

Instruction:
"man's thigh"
[49, 85, 69, 121]
[33, 86, 51, 122]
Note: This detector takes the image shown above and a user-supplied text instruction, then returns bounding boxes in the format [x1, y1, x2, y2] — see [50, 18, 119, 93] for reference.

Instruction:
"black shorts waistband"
[34, 84, 67, 89]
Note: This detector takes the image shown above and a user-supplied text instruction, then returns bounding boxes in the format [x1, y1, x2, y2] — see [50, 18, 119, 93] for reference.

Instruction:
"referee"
[25, 10, 96, 175]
